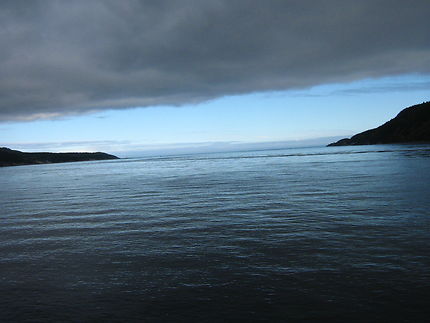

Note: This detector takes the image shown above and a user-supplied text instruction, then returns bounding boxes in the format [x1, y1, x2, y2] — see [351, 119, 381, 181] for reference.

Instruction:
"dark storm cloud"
[1, 0, 429, 121]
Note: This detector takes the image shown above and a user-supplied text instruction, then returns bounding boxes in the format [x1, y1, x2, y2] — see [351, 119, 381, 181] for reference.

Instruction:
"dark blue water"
[1, 145, 430, 322]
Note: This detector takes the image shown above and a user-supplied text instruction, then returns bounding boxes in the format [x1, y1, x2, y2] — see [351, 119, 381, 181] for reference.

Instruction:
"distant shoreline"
[0, 147, 119, 167]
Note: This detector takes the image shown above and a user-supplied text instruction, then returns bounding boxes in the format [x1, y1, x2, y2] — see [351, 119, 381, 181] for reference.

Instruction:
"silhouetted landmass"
[0, 147, 119, 167]
[328, 101, 430, 146]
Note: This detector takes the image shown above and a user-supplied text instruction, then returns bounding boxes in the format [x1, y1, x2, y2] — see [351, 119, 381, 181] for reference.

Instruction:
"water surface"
[1, 145, 430, 321]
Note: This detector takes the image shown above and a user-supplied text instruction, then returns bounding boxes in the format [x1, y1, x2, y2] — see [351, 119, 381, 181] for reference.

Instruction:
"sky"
[1, 0, 429, 157]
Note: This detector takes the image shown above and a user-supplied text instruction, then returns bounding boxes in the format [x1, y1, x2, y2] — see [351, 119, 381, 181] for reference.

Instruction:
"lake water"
[1, 144, 430, 322]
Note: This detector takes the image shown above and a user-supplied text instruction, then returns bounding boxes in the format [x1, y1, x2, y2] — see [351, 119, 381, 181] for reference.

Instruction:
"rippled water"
[1, 145, 430, 322]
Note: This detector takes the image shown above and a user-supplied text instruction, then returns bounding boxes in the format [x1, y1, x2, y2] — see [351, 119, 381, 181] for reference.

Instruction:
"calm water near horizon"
[1, 144, 430, 322]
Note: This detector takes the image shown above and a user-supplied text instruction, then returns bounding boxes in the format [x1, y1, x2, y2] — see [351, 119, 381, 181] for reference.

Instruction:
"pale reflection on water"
[1, 145, 430, 322]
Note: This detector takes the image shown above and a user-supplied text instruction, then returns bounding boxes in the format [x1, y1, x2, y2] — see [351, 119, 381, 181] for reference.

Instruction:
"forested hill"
[328, 102, 430, 146]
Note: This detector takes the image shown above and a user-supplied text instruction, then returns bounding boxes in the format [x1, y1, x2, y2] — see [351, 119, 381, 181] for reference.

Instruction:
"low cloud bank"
[1, 1, 429, 121]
